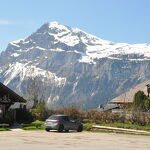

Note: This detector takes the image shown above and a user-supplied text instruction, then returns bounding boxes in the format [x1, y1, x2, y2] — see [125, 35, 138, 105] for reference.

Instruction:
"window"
[48, 115, 58, 120]
[61, 116, 69, 121]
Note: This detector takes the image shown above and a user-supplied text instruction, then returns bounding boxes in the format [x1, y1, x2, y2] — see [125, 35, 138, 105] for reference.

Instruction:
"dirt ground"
[0, 130, 150, 150]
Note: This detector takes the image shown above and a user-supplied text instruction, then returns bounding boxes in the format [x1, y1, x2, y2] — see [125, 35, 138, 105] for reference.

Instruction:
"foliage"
[84, 121, 150, 132]
[0, 128, 10, 131]
[28, 103, 150, 127]
[0, 115, 13, 125]
[31, 103, 49, 121]
[83, 123, 94, 131]
[132, 91, 150, 112]
[85, 110, 126, 123]
[21, 120, 44, 130]
[54, 106, 82, 120]
[16, 108, 34, 123]
[133, 91, 146, 111]
[144, 98, 150, 112]
[31, 120, 44, 126]
[129, 111, 150, 125]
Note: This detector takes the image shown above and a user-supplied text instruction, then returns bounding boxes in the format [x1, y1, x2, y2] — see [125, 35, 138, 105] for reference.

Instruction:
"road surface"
[0, 130, 150, 150]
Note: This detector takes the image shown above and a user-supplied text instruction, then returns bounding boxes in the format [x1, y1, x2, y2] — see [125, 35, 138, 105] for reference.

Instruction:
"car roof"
[52, 114, 69, 117]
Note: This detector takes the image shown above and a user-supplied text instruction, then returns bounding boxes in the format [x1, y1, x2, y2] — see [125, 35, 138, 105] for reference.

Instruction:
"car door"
[68, 116, 78, 130]
[61, 116, 71, 130]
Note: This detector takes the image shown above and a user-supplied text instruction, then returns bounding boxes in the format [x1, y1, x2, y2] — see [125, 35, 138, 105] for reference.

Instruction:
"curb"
[92, 125, 150, 135]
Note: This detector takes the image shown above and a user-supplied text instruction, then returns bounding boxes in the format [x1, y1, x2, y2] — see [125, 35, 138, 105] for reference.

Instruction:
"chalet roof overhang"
[110, 101, 133, 104]
[0, 82, 26, 104]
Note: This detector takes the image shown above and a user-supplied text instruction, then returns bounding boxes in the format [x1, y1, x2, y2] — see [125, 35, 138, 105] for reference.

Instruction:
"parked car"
[45, 114, 83, 132]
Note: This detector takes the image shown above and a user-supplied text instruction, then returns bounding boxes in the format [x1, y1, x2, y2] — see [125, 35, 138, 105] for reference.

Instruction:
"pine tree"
[133, 91, 146, 111]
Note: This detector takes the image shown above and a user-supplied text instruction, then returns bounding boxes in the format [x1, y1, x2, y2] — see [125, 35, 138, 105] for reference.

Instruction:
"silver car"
[45, 114, 83, 132]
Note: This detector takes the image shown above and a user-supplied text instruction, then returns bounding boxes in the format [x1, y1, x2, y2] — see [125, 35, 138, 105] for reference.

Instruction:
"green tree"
[133, 91, 147, 111]
[31, 103, 48, 121]
[144, 98, 150, 112]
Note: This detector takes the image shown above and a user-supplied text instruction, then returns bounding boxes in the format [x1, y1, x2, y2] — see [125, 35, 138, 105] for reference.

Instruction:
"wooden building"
[110, 81, 150, 110]
[0, 82, 26, 119]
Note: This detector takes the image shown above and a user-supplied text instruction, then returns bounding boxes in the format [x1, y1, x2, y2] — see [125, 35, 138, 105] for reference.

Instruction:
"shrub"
[129, 111, 150, 125]
[85, 111, 126, 123]
[31, 103, 49, 121]
[16, 108, 34, 123]
[31, 120, 44, 126]
[83, 123, 94, 131]
[0, 128, 10, 131]
[0, 115, 13, 125]
[54, 106, 82, 120]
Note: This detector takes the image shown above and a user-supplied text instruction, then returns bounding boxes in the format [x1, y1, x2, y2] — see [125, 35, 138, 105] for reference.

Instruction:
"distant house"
[0, 82, 26, 120]
[97, 103, 119, 112]
[110, 80, 150, 109]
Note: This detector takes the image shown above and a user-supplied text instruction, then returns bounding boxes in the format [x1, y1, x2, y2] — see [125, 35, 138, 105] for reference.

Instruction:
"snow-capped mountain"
[0, 21, 150, 109]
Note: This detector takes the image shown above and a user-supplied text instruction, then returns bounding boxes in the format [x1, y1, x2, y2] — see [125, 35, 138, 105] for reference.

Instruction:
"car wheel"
[45, 128, 50, 132]
[58, 125, 64, 132]
[77, 125, 83, 132]
[65, 129, 69, 132]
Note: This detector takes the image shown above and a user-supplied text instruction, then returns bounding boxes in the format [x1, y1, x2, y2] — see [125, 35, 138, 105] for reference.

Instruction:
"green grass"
[22, 126, 44, 130]
[0, 128, 10, 131]
[22, 120, 45, 130]
[83, 123, 95, 131]
[83, 122, 150, 136]
[97, 122, 150, 131]
[83, 122, 150, 131]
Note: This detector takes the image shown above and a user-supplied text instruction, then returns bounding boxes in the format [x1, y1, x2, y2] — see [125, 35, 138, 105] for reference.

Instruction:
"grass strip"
[83, 122, 150, 131]
[22, 126, 44, 130]
[0, 128, 10, 131]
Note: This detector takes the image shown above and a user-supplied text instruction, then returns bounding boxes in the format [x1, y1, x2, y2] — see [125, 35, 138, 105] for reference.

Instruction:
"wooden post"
[14, 109, 16, 122]
[2, 105, 6, 118]
[146, 84, 150, 97]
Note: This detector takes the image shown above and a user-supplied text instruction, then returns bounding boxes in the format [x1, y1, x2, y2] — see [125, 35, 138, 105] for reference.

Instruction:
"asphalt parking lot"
[0, 130, 150, 150]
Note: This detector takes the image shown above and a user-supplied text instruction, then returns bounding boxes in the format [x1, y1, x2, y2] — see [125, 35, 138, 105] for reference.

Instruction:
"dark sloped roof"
[0, 82, 26, 104]
[97, 103, 119, 112]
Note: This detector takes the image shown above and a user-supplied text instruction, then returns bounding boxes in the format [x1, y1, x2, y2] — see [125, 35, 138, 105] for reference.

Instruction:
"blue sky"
[0, 0, 150, 51]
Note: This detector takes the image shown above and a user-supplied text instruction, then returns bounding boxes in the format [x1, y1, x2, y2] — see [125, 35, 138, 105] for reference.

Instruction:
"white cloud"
[0, 20, 13, 25]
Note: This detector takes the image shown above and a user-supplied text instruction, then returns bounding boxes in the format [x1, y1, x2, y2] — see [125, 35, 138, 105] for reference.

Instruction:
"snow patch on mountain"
[48, 21, 70, 32]
[11, 53, 20, 57]
[7, 21, 150, 63]
[3, 62, 66, 86]
[47, 22, 150, 60]
[9, 42, 20, 48]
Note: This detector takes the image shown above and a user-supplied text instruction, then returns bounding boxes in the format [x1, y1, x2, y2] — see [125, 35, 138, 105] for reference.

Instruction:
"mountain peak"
[48, 21, 60, 26]
[43, 21, 60, 27]
[36, 21, 70, 35]
[5, 22, 150, 62]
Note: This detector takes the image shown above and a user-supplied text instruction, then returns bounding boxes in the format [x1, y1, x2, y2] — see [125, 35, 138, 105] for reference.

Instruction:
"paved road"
[0, 130, 150, 150]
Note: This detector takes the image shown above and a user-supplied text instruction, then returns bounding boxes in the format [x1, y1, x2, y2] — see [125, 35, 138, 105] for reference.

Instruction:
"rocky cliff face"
[0, 22, 150, 109]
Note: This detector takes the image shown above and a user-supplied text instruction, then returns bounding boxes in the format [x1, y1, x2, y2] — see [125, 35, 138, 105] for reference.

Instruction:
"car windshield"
[48, 115, 58, 120]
